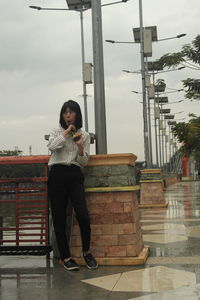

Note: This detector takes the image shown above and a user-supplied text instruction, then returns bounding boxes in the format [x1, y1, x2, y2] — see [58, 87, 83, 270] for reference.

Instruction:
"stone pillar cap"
[87, 153, 137, 166]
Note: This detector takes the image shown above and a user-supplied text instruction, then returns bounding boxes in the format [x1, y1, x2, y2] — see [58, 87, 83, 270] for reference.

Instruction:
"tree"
[171, 114, 200, 168]
[0, 150, 23, 156]
[157, 35, 200, 100]
[0, 149, 44, 178]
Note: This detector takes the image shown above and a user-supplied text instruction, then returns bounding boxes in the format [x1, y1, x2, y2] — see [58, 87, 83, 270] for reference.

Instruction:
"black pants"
[48, 164, 91, 260]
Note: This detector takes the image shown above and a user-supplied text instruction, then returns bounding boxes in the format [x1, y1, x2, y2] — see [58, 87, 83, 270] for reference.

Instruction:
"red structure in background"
[0, 155, 51, 256]
[182, 156, 190, 177]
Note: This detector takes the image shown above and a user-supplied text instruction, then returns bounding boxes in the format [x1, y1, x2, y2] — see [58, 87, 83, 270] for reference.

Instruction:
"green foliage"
[172, 115, 200, 166]
[193, 151, 200, 169]
[157, 52, 185, 68]
[182, 35, 200, 64]
[0, 150, 23, 156]
[182, 78, 200, 100]
[156, 35, 200, 100]
[0, 149, 45, 178]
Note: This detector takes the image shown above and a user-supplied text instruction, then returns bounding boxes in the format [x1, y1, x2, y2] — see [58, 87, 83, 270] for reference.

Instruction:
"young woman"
[48, 100, 98, 271]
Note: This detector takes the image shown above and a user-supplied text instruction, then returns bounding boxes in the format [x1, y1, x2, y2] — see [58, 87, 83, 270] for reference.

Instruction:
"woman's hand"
[75, 135, 84, 156]
[62, 125, 76, 137]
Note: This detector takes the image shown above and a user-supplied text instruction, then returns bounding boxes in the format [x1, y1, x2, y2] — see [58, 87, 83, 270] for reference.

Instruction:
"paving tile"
[82, 266, 196, 292]
[128, 283, 200, 299]
[143, 233, 188, 244]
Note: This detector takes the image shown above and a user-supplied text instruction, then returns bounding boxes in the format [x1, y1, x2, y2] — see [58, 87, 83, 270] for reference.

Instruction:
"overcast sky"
[0, 0, 199, 161]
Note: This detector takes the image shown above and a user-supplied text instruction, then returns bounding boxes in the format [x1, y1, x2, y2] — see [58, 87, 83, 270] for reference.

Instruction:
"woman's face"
[63, 107, 76, 127]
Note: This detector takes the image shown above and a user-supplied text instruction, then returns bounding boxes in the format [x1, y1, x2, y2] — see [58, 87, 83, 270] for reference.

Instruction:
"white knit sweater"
[47, 126, 90, 168]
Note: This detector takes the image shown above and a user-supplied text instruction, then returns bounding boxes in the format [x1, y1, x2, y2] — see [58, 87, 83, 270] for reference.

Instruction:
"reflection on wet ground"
[1, 181, 200, 299]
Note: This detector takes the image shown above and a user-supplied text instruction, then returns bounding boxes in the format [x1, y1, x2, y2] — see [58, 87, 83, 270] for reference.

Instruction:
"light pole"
[168, 121, 176, 172]
[155, 96, 168, 167]
[92, 0, 130, 153]
[138, 0, 149, 167]
[164, 114, 175, 171]
[29, 4, 90, 132]
[160, 109, 171, 171]
[91, 0, 107, 153]
[107, 1, 150, 166]
[80, 9, 89, 132]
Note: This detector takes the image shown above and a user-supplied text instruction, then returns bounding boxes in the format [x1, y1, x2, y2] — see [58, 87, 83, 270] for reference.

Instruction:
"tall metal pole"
[145, 58, 152, 167]
[158, 111, 162, 168]
[165, 120, 168, 172]
[172, 140, 175, 172]
[160, 108, 165, 169]
[161, 117, 165, 170]
[169, 125, 172, 171]
[80, 9, 89, 132]
[153, 72, 159, 167]
[147, 86, 153, 166]
[157, 92, 162, 168]
[139, 0, 149, 166]
[91, 0, 107, 154]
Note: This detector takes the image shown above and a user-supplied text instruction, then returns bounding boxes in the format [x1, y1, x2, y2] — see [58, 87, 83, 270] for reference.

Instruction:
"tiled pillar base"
[139, 169, 168, 208]
[70, 187, 148, 265]
[165, 174, 180, 187]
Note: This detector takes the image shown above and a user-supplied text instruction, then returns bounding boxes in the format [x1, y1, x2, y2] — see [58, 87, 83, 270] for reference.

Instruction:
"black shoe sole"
[64, 265, 79, 271]
[85, 264, 98, 270]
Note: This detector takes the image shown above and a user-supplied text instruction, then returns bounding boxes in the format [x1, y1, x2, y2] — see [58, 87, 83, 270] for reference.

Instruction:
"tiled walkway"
[1, 181, 200, 300]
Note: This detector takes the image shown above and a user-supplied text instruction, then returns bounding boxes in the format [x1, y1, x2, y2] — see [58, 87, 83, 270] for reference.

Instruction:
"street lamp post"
[79, 9, 89, 132]
[160, 109, 171, 171]
[164, 114, 175, 170]
[144, 60, 153, 167]
[168, 120, 176, 172]
[146, 74, 153, 167]
[155, 96, 168, 167]
[139, 0, 149, 167]
[91, 0, 107, 154]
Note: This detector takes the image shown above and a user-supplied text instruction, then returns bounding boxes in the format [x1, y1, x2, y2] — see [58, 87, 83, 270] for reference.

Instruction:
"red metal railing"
[0, 155, 52, 255]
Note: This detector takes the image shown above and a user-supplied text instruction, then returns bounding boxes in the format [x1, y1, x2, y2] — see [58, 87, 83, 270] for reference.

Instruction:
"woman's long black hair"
[59, 100, 83, 130]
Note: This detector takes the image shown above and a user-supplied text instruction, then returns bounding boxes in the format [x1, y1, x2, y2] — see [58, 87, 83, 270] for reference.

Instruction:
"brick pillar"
[139, 169, 168, 208]
[70, 154, 148, 265]
[165, 174, 180, 187]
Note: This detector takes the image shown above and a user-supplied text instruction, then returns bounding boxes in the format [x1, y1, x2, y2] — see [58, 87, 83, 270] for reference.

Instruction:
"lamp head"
[29, 6, 42, 10]
[105, 40, 115, 43]
[177, 33, 187, 38]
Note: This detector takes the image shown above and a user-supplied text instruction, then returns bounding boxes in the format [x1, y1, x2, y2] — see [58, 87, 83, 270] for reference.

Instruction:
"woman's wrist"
[77, 144, 84, 156]
[62, 129, 70, 137]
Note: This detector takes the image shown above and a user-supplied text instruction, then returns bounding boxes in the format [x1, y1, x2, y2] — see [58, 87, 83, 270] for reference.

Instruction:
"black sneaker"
[63, 258, 79, 271]
[83, 253, 98, 270]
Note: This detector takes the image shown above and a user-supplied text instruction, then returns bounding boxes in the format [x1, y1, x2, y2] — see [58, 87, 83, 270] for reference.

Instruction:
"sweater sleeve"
[77, 132, 90, 167]
[47, 128, 66, 152]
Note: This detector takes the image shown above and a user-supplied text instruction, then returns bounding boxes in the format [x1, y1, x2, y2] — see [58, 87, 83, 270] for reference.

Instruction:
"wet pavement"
[1, 181, 200, 300]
